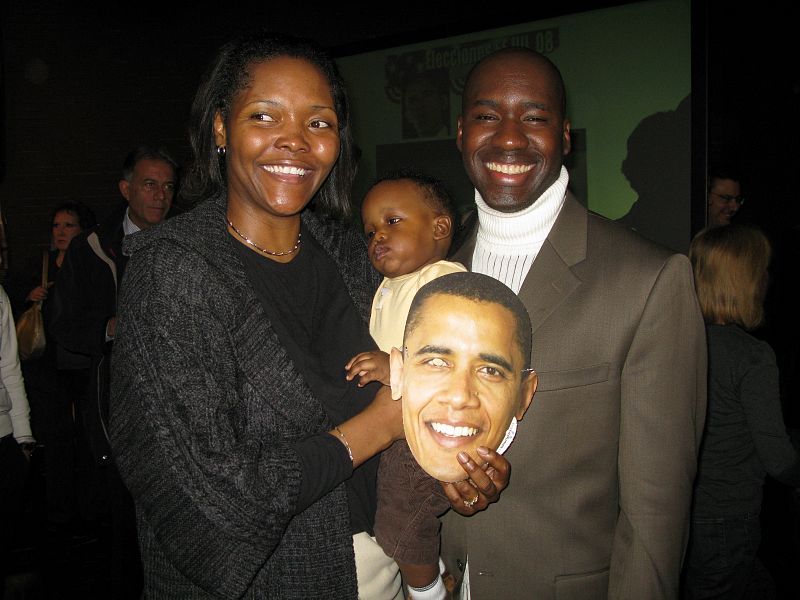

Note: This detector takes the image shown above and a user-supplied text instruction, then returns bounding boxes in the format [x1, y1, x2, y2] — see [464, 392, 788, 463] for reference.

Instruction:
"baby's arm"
[345, 350, 390, 387]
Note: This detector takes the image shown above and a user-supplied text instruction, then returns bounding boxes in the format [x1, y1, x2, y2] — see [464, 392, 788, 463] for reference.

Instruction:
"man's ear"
[389, 347, 404, 401]
[562, 119, 572, 157]
[213, 111, 227, 148]
[433, 214, 452, 241]
[119, 179, 130, 202]
[456, 115, 463, 152]
[515, 371, 538, 420]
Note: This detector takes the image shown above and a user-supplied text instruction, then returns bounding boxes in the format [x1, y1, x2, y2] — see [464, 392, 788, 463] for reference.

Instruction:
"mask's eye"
[424, 357, 448, 369]
[477, 365, 507, 381]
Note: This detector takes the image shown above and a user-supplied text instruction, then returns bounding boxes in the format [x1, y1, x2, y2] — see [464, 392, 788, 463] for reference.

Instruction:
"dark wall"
[705, 8, 800, 242]
[0, 6, 221, 275]
[0, 1, 648, 278]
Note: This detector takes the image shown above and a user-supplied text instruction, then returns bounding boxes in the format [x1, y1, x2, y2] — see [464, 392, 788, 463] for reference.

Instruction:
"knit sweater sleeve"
[109, 239, 310, 597]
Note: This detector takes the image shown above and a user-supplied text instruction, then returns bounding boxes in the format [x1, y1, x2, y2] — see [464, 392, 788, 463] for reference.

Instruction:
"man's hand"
[106, 316, 117, 339]
[440, 447, 510, 515]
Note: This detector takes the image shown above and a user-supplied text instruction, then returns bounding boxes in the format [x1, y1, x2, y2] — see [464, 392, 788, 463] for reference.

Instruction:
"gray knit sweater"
[109, 193, 379, 599]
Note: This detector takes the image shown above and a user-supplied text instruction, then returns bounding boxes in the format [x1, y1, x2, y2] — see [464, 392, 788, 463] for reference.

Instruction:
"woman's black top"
[234, 225, 380, 535]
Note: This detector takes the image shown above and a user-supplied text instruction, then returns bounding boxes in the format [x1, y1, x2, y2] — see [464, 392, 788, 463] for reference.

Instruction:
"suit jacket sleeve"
[610, 253, 707, 598]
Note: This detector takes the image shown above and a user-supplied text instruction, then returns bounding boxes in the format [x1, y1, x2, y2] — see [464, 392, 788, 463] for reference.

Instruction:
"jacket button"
[456, 559, 465, 572]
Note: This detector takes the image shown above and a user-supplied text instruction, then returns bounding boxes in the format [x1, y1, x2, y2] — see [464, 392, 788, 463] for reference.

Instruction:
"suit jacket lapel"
[519, 241, 581, 334]
[451, 225, 476, 269]
[519, 193, 586, 334]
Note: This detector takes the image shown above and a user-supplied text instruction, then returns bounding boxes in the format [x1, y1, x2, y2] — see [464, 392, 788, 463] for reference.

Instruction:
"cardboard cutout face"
[391, 293, 536, 482]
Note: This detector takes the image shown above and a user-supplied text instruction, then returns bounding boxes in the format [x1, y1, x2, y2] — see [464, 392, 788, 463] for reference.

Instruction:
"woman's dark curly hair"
[182, 30, 355, 220]
[50, 201, 97, 232]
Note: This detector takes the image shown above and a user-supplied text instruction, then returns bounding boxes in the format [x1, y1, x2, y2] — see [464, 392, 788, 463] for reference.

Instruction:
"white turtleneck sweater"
[472, 166, 569, 293]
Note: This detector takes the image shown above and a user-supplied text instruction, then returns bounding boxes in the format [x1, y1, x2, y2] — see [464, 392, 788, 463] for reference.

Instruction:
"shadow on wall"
[616, 95, 691, 254]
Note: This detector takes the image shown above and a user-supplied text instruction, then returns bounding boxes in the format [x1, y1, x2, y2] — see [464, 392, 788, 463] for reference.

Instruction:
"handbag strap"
[41, 249, 49, 287]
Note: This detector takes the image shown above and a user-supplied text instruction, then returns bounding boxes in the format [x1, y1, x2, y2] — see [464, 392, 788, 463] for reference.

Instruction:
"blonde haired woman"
[682, 224, 800, 598]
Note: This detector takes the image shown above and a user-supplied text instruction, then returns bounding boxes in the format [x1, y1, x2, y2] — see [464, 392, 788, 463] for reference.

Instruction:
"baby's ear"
[433, 214, 452, 240]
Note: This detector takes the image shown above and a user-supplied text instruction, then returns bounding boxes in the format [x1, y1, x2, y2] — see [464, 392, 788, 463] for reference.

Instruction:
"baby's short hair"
[371, 168, 458, 225]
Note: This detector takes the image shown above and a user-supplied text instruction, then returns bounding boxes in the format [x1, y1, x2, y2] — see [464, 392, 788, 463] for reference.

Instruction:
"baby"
[346, 168, 465, 599]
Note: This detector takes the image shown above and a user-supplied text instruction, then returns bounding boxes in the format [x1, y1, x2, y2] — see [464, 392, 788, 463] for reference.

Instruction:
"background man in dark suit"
[440, 47, 707, 600]
[48, 144, 177, 599]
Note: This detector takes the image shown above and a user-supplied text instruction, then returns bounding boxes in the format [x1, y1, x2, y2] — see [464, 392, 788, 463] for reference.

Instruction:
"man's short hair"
[405, 271, 533, 369]
[707, 165, 741, 191]
[461, 47, 567, 119]
[122, 145, 179, 182]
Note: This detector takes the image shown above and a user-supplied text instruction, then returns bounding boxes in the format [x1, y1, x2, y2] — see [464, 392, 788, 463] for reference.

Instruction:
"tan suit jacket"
[441, 193, 707, 599]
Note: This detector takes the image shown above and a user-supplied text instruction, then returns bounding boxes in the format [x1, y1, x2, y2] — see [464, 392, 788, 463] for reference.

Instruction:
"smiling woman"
[214, 57, 342, 251]
[107, 31, 410, 599]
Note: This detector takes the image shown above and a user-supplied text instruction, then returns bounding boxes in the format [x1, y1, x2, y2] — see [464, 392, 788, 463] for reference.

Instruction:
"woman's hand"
[344, 350, 390, 387]
[439, 446, 510, 515]
[26, 284, 50, 302]
[331, 386, 403, 468]
[19, 442, 36, 462]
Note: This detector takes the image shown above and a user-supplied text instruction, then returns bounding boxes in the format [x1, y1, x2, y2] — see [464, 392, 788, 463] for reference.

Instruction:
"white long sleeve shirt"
[0, 284, 34, 442]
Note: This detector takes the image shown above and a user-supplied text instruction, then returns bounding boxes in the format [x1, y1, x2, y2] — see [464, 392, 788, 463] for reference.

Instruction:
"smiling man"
[441, 47, 707, 599]
[707, 166, 744, 227]
[389, 271, 537, 483]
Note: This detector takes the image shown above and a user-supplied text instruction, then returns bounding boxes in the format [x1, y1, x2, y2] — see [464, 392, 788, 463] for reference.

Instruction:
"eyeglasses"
[142, 181, 176, 194]
[709, 191, 745, 206]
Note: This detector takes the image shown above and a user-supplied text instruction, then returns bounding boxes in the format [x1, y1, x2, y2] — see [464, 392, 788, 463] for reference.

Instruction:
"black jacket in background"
[48, 201, 127, 464]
